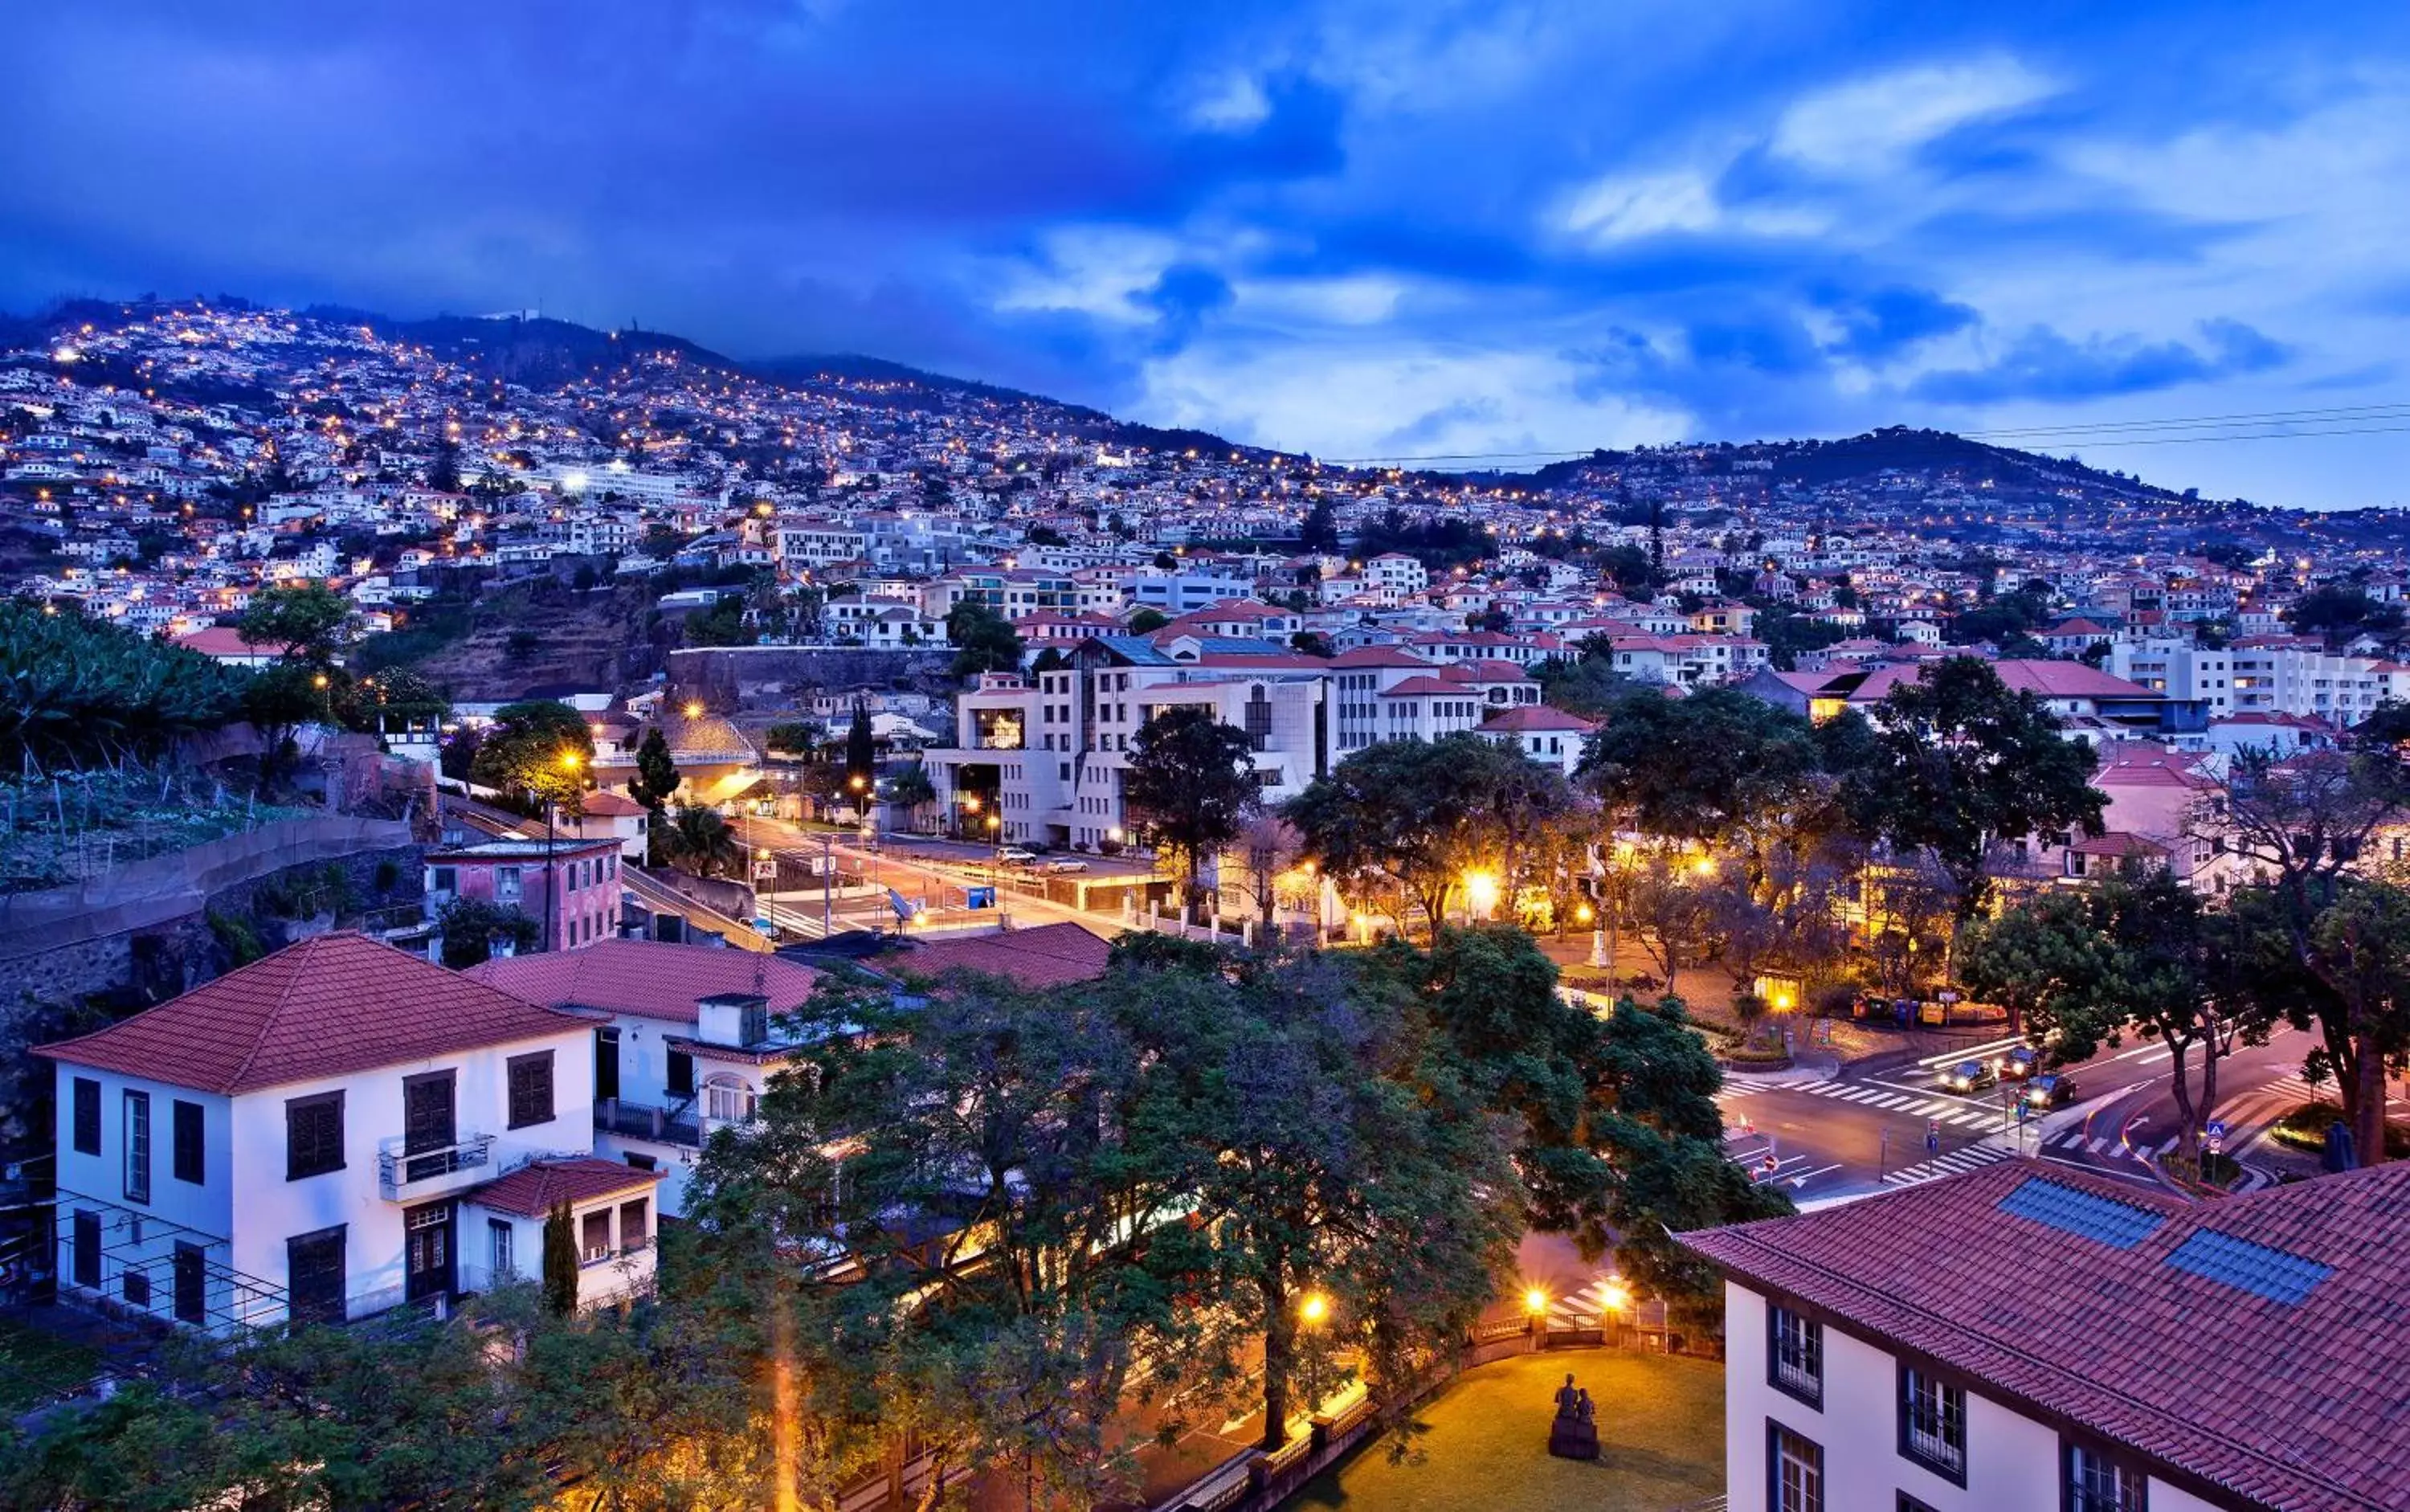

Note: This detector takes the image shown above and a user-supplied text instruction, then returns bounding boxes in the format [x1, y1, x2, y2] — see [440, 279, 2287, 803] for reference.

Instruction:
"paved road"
[1713, 1025, 2336, 1202]
[737, 816, 1136, 941]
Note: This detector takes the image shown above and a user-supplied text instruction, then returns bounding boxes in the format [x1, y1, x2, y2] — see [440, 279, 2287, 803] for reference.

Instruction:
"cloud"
[1774, 56, 2058, 170]
[1190, 73, 1272, 132]
[1910, 318, 2290, 405]
[1555, 168, 1825, 246]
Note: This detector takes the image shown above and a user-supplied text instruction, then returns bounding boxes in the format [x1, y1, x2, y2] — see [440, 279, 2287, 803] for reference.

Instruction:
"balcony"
[594, 1097, 701, 1148]
[376, 1133, 496, 1199]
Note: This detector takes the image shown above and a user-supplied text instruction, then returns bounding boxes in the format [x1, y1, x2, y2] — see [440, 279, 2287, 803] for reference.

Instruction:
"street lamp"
[1523, 1286, 1549, 1338]
[545, 750, 583, 954]
[1464, 868, 1499, 922]
[1298, 1292, 1330, 1327]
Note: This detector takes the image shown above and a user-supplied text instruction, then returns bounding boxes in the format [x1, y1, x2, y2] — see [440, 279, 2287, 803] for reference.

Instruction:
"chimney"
[695, 991, 769, 1048]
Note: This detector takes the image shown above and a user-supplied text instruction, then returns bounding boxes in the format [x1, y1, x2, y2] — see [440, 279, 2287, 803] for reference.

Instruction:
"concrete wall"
[667, 646, 955, 710]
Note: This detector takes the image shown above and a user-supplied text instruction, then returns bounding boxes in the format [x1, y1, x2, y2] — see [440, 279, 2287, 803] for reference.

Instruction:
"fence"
[0, 815, 415, 958]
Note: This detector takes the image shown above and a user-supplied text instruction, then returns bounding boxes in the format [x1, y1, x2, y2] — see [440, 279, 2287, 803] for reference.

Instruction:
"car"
[998, 847, 1039, 865]
[1040, 858, 1089, 873]
[1939, 1059, 1996, 1093]
[751, 916, 782, 941]
[2025, 1073, 2079, 1109]
[2000, 1046, 2042, 1081]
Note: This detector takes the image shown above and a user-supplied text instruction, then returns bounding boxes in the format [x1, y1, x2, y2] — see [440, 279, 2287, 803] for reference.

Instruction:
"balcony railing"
[376, 1133, 495, 1199]
[1905, 1423, 1965, 1477]
[594, 1097, 701, 1147]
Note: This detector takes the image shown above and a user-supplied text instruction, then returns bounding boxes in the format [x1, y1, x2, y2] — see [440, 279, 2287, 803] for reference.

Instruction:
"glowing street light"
[1464, 869, 1500, 920]
[1298, 1293, 1330, 1327]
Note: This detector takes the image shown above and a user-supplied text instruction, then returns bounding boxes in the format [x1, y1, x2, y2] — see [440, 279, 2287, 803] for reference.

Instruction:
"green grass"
[1293, 1349, 1725, 1512]
[0, 1317, 103, 1412]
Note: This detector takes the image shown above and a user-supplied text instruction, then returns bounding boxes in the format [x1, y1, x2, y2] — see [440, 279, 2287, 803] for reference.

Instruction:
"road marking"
[1882, 1144, 2015, 1187]
[1914, 1036, 2025, 1069]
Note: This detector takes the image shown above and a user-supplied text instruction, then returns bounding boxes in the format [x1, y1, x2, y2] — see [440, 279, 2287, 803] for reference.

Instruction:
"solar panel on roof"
[2165, 1229, 2333, 1306]
[1995, 1177, 2165, 1249]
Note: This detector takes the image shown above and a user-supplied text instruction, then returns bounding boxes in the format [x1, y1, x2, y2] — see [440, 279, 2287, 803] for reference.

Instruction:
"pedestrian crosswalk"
[1881, 1142, 2016, 1187]
[1718, 1075, 2016, 1133]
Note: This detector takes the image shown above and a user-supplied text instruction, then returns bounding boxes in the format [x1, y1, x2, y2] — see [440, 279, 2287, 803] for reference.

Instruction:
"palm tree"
[660, 804, 741, 879]
[884, 762, 937, 832]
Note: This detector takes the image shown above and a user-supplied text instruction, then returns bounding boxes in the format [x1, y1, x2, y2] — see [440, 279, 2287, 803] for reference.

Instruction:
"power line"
[1959, 400, 2410, 440]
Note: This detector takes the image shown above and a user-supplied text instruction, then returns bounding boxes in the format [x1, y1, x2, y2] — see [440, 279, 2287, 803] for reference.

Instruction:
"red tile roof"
[1682, 1158, 2410, 1511]
[472, 1156, 662, 1218]
[36, 934, 583, 1095]
[886, 921, 1112, 988]
[580, 791, 646, 818]
[1477, 705, 1599, 734]
[468, 938, 822, 1024]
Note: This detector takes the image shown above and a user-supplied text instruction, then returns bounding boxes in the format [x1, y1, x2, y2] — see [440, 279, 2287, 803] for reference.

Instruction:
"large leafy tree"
[0, 602, 245, 770]
[945, 601, 1023, 679]
[1842, 656, 2105, 925]
[628, 726, 680, 812]
[659, 804, 741, 879]
[1959, 872, 2278, 1162]
[1285, 733, 1572, 935]
[469, 699, 595, 811]
[2216, 747, 2410, 1153]
[1580, 685, 1830, 865]
[1122, 705, 1260, 913]
[235, 581, 354, 668]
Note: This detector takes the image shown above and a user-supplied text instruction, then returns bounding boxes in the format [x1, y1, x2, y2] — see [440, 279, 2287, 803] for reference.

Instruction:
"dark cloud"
[1910, 320, 2290, 405]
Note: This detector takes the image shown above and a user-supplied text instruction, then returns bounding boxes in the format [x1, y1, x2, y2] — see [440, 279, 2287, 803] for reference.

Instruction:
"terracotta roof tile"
[472, 1156, 662, 1218]
[35, 934, 583, 1095]
[884, 921, 1112, 989]
[468, 938, 821, 1024]
[1681, 1158, 2410, 1511]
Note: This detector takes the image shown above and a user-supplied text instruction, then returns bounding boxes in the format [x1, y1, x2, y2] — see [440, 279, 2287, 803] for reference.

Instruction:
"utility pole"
[819, 832, 835, 935]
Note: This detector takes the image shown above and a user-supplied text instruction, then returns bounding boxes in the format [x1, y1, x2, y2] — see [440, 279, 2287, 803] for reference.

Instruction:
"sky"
[6, 2, 2410, 509]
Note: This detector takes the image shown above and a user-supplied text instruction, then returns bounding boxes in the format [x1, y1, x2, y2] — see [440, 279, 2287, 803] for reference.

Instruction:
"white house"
[1681, 1156, 2410, 1512]
[36, 934, 658, 1334]
[468, 939, 824, 1216]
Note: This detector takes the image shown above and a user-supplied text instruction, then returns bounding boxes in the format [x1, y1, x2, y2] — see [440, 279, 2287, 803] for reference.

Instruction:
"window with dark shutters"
[173, 1100, 205, 1185]
[72, 1077, 100, 1156]
[122, 1091, 151, 1203]
[286, 1225, 347, 1326]
[285, 1092, 345, 1180]
[508, 1052, 555, 1129]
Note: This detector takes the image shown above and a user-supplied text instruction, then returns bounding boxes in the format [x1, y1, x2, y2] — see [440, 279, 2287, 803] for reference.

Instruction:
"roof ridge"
[221, 932, 331, 1094]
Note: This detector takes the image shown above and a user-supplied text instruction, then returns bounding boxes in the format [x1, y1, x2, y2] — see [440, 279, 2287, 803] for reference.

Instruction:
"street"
[1715, 1025, 2339, 1202]
[736, 815, 1143, 941]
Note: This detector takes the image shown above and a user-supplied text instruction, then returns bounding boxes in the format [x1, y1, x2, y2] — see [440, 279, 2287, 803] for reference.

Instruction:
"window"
[1769, 1422, 1824, 1512]
[71, 1209, 100, 1289]
[431, 865, 457, 893]
[287, 1224, 347, 1326]
[1768, 1303, 1824, 1407]
[122, 1091, 150, 1203]
[1898, 1497, 1940, 1512]
[2065, 1442, 2147, 1511]
[72, 1077, 100, 1155]
[581, 1208, 612, 1262]
[123, 1269, 152, 1307]
[668, 1049, 695, 1098]
[594, 1028, 621, 1102]
[285, 1092, 345, 1180]
[705, 1079, 758, 1124]
[172, 1100, 205, 1185]
[507, 1051, 555, 1129]
[173, 1241, 206, 1324]
[488, 1218, 515, 1281]
[1899, 1365, 1967, 1483]
[618, 1197, 650, 1252]
[496, 864, 523, 901]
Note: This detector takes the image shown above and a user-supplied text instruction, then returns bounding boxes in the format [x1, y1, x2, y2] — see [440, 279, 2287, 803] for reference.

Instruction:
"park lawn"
[1295, 1349, 1724, 1512]
[0, 1317, 102, 1413]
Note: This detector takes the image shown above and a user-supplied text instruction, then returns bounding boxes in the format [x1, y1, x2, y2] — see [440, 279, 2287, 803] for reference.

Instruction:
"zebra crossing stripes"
[1720, 1075, 2015, 1131]
[1881, 1142, 2016, 1187]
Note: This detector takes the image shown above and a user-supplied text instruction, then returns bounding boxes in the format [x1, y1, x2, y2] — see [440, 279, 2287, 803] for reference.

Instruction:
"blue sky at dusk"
[6, 2, 2410, 507]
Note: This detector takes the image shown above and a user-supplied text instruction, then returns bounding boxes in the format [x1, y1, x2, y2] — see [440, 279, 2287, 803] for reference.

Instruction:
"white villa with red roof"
[1685, 1157, 2410, 1512]
[469, 938, 824, 1215]
[36, 934, 659, 1333]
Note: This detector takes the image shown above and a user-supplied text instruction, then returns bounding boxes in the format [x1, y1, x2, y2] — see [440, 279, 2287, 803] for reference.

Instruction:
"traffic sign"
[2206, 1119, 2228, 1140]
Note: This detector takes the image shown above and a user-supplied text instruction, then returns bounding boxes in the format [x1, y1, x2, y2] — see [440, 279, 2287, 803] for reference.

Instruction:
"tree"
[870, 763, 931, 839]
[470, 699, 595, 812]
[1123, 706, 1260, 913]
[437, 897, 542, 969]
[235, 581, 353, 668]
[1126, 607, 1170, 635]
[629, 725, 680, 813]
[2215, 749, 2410, 1154]
[2297, 882, 2410, 1165]
[844, 701, 876, 793]
[1298, 496, 1341, 554]
[1285, 734, 1571, 936]
[541, 1204, 579, 1316]
[1959, 872, 2277, 1163]
[426, 435, 462, 493]
[660, 804, 741, 879]
[0, 603, 247, 770]
[1235, 813, 1305, 925]
[946, 601, 1023, 679]
[1581, 685, 1834, 880]
[1842, 656, 2105, 928]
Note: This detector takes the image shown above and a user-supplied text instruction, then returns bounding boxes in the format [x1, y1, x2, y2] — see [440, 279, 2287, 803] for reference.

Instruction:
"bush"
[2268, 1101, 2410, 1159]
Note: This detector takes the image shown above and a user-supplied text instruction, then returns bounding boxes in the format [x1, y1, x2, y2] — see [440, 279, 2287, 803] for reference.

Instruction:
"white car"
[1040, 858, 1089, 874]
[998, 847, 1039, 865]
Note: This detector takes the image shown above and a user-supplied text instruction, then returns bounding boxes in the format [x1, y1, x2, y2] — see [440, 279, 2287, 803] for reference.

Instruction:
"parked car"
[998, 847, 1039, 865]
[2026, 1073, 2079, 1109]
[1939, 1059, 1996, 1093]
[2001, 1046, 2042, 1081]
[751, 916, 782, 942]
[1040, 858, 1089, 873]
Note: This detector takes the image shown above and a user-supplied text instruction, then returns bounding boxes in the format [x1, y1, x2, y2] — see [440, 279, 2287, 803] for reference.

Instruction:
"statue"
[1548, 1374, 1600, 1460]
